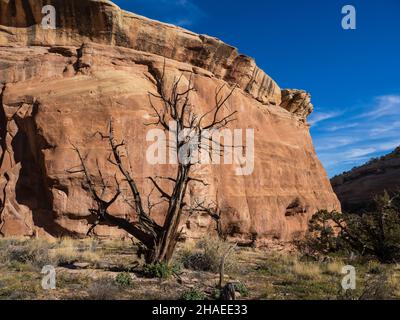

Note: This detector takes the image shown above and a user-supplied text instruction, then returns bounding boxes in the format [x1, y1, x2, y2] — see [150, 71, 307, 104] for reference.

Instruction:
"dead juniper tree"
[70, 67, 237, 264]
[219, 243, 237, 300]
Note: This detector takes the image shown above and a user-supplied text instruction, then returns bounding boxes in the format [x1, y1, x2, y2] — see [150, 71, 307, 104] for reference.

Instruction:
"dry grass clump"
[388, 268, 400, 297]
[0, 238, 54, 269]
[0, 237, 102, 269]
[87, 277, 119, 300]
[259, 252, 322, 280]
[366, 260, 386, 275]
[291, 260, 322, 280]
[263, 253, 343, 280]
[323, 261, 344, 276]
[50, 238, 102, 265]
[179, 237, 237, 273]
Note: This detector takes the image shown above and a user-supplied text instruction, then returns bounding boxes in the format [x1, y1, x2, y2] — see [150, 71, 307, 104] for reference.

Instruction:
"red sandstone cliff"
[0, 0, 340, 243]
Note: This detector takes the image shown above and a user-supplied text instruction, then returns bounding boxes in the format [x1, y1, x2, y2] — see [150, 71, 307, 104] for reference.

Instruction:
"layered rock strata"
[0, 0, 339, 243]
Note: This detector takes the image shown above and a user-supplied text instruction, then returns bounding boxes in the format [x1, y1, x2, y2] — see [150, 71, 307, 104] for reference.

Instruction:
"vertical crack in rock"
[133, 60, 163, 95]
[73, 44, 91, 73]
[0, 84, 7, 234]
[20, 0, 36, 26]
[0, 172, 9, 236]
[0, 84, 7, 168]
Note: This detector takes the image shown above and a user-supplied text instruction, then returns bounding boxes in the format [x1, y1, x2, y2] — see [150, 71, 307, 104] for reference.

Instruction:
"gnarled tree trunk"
[70, 66, 237, 264]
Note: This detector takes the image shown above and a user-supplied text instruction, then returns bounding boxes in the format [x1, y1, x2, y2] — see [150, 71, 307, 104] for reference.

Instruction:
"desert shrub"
[180, 238, 237, 272]
[235, 282, 249, 297]
[0, 238, 103, 269]
[143, 262, 180, 279]
[291, 260, 322, 280]
[1, 239, 54, 269]
[388, 269, 400, 298]
[115, 272, 132, 288]
[367, 261, 386, 275]
[323, 261, 344, 275]
[340, 272, 398, 300]
[87, 278, 119, 300]
[300, 210, 345, 255]
[181, 287, 206, 300]
[303, 192, 400, 263]
[51, 239, 101, 266]
[180, 251, 214, 271]
[211, 288, 221, 300]
[76, 238, 100, 252]
[359, 276, 393, 300]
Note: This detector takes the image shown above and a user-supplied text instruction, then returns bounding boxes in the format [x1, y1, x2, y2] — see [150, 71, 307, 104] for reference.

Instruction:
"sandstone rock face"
[0, 0, 340, 243]
[331, 147, 400, 212]
[280, 89, 314, 122]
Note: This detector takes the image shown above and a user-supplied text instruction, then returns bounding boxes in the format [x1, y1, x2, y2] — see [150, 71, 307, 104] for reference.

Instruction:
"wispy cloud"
[369, 121, 400, 137]
[308, 111, 341, 126]
[377, 140, 400, 152]
[342, 147, 377, 160]
[311, 94, 400, 177]
[360, 95, 400, 119]
[342, 141, 400, 160]
[315, 136, 357, 151]
[325, 122, 359, 132]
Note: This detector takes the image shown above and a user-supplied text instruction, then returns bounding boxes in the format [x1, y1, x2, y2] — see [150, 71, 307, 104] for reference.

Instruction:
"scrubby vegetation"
[143, 262, 181, 279]
[235, 282, 249, 297]
[179, 238, 237, 272]
[302, 191, 400, 263]
[87, 278, 119, 300]
[115, 272, 133, 288]
[181, 287, 207, 300]
[0, 226, 399, 300]
[0, 238, 102, 271]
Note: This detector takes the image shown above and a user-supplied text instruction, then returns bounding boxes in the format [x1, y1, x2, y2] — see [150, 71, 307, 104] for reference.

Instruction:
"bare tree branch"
[69, 62, 237, 263]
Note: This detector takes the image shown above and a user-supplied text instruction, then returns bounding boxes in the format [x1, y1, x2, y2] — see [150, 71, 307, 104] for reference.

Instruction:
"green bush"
[211, 288, 221, 300]
[115, 272, 133, 288]
[143, 262, 180, 279]
[235, 282, 249, 297]
[181, 287, 206, 300]
[303, 192, 400, 263]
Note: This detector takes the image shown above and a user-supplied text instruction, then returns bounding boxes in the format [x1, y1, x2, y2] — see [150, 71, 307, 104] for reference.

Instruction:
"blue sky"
[113, 0, 400, 177]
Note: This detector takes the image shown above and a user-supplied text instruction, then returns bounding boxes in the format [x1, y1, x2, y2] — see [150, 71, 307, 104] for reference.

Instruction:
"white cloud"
[325, 122, 359, 132]
[312, 94, 400, 177]
[308, 112, 341, 126]
[315, 136, 356, 151]
[376, 140, 400, 152]
[342, 147, 377, 160]
[369, 121, 400, 137]
[361, 95, 400, 119]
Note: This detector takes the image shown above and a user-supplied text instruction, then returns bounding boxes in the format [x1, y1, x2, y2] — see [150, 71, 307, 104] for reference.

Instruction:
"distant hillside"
[331, 147, 400, 212]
